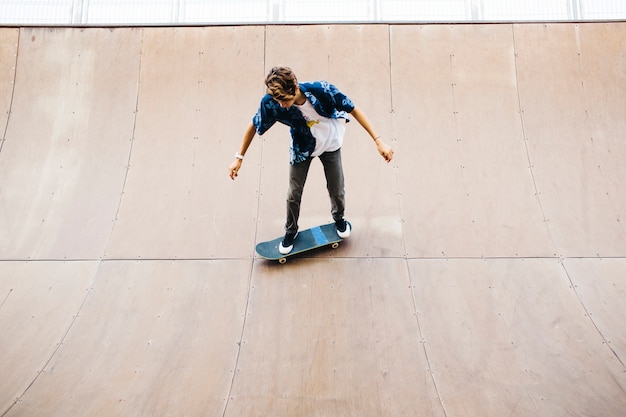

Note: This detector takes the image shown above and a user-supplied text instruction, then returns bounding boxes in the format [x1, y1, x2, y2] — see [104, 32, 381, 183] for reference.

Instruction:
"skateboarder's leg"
[320, 148, 351, 237]
[319, 148, 345, 222]
[285, 157, 313, 235]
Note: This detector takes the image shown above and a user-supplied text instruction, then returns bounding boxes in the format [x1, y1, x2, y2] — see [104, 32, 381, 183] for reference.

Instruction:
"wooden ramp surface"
[0, 23, 625, 417]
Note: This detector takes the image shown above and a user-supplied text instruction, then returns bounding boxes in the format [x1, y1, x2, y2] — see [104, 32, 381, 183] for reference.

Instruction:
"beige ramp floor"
[105, 26, 265, 260]
[0, 23, 625, 417]
[514, 23, 626, 257]
[411, 258, 626, 416]
[226, 259, 445, 417]
[391, 24, 555, 258]
[0, 28, 18, 151]
[4, 260, 251, 417]
[0, 28, 141, 260]
[0, 261, 97, 415]
[564, 258, 626, 362]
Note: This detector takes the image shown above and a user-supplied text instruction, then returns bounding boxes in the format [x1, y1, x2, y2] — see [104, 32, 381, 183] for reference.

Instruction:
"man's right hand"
[228, 159, 242, 180]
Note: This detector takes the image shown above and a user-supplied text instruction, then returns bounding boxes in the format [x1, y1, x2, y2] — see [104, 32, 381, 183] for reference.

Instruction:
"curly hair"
[265, 66, 298, 100]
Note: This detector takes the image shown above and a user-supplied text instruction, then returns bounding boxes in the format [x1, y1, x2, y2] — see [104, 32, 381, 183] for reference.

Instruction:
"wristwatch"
[235, 152, 244, 160]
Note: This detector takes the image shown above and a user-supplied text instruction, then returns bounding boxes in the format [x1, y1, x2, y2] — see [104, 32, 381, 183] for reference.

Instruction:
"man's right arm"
[228, 123, 256, 180]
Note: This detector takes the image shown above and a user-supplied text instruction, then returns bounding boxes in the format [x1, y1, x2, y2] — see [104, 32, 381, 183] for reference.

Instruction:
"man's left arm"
[349, 107, 394, 163]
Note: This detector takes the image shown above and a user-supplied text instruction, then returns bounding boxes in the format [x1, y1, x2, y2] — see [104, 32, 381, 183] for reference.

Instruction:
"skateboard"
[255, 223, 345, 263]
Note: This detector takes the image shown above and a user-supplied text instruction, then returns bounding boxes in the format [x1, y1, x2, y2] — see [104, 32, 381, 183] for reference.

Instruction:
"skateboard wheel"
[331, 242, 339, 249]
[279, 258, 287, 264]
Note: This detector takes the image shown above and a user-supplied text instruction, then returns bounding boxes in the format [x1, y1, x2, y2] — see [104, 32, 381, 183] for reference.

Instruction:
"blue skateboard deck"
[255, 223, 344, 263]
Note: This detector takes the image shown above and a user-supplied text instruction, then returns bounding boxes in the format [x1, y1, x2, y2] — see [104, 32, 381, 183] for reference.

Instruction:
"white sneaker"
[336, 220, 351, 238]
[279, 232, 298, 255]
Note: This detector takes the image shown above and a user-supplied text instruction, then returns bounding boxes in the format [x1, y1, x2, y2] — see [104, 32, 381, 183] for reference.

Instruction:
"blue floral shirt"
[252, 81, 355, 164]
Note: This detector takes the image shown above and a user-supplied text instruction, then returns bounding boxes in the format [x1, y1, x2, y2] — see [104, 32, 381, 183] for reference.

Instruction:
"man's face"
[273, 95, 296, 108]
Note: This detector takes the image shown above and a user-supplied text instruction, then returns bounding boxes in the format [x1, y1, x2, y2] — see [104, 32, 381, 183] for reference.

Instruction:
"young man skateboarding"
[228, 66, 394, 255]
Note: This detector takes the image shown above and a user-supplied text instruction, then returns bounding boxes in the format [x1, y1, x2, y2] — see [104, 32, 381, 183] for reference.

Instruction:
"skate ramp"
[1, 23, 625, 417]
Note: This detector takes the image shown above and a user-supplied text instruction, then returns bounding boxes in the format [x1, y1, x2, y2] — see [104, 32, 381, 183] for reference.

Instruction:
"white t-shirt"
[295, 99, 346, 157]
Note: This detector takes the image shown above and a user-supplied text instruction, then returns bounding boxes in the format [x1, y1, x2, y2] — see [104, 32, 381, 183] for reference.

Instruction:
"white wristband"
[235, 152, 244, 160]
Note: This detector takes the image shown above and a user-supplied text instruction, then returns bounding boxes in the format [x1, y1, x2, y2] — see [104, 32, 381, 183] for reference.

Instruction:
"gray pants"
[285, 148, 345, 234]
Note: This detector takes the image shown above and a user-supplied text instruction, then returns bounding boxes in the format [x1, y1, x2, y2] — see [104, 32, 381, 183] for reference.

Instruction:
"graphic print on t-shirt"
[295, 99, 345, 157]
